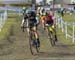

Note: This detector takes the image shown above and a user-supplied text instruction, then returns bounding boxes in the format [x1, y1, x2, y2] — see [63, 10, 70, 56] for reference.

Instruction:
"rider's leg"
[42, 20, 45, 30]
[33, 26, 40, 47]
[54, 29, 58, 42]
[27, 20, 30, 36]
[52, 25, 58, 42]
[45, 22, 50, 36]
[55, 34, 58, 42]
[27, 28, 30, 36]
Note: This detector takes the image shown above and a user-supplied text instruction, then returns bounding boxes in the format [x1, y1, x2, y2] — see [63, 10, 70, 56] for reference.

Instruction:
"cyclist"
[41, 12, 47, 30]
[25, 10, 40, 47]
[21, 7, 27, 24]
[21, 7, 27, 30]
[22, 7, 26, 15]
[44, 11, 58, 42]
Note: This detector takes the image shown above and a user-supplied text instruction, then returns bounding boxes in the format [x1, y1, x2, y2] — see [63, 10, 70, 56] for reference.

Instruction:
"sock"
[55, 35, 58, 41]
[37, 38, 40, 47]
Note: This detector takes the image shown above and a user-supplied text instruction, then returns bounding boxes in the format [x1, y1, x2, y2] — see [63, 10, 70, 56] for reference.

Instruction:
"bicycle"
[29, 27, 39, 55]
[21, 23, 25, 32]
[46, 24, 56, 46]
[21, 19, 27, 32]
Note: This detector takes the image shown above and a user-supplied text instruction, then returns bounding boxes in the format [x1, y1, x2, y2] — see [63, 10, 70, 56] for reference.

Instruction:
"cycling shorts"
[29, 20, 37, 28]
[46, 20, 53, 25]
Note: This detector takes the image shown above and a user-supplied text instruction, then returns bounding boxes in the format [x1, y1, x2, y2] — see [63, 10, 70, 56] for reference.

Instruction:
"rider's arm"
[21, 18, 25, 27]
[52, 16, 56, 28]
[36, 16, 39, 24]
[52, 16, 56, 24]
[21, 15, 28, 27]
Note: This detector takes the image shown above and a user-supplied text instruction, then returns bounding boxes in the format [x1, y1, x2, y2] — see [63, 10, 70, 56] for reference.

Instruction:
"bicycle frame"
[48, 25, 55, 35]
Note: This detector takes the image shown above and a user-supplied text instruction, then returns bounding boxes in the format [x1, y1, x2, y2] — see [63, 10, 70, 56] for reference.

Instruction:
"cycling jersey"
[45, 14, 54, 25]
[29, 16, 37, 24]
[47, 14, 53, 21]
[41, 16, 47, 21]
[24, 11, 37, 28]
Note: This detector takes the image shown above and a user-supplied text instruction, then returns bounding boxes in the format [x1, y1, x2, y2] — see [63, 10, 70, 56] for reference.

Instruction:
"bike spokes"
[29, 34, 39, 55]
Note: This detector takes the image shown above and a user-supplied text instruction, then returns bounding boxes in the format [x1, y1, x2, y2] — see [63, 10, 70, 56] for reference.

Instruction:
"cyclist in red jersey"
[46, 13, 54, 24]
[45, 12, 58, 42]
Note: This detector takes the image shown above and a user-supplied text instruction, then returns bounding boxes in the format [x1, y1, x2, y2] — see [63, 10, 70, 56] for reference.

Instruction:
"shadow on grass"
[37, 51, 75, 57]
[0, 50, 13, 56]
[55, 43, 75, 48]
[34, 43, 75, 57]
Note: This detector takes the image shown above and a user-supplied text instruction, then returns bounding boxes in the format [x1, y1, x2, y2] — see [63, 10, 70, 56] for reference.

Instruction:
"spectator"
[60, 7, 65, 17]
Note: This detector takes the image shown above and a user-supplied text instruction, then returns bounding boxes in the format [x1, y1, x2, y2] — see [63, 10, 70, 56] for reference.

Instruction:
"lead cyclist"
[24, 10, 40, 47]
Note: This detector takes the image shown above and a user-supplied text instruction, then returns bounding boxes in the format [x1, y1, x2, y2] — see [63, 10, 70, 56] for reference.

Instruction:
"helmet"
[26, 10, 30, 14]
[37, 7, 41, 10]
[23, 7, 26, 10]
[42, 12, 46, 16]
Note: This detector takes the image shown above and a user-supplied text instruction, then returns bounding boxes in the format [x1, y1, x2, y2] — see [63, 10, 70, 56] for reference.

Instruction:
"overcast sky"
[36, 0, 42, 3]
[0, 0, 51, 2]
[0, 0, 31, 4]
[36, 0, 52, 3]
[0, 0, 34, 1]
[0, 0, 25, 1]
[0, 0, 43, 4]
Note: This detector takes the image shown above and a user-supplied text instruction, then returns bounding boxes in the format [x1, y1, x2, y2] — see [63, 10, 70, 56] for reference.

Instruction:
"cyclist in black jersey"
[25, 11, 40, 47]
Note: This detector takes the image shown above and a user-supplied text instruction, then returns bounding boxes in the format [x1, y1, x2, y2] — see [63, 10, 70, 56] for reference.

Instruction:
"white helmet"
[23, 7, 26, 10]
[37, 7, 41, 10]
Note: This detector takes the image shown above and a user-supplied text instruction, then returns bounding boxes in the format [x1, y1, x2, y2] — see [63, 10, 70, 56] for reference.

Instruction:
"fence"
[55, 15, 75, 43]
[0, 10, 7, 31]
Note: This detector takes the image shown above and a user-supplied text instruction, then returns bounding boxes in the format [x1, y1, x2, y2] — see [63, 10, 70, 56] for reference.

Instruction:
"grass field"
[0, 12, 75, 60]
[0, 16, 16, 44]
[57, 13, 75, 42]
[63, 13, 75, 37]
[59, 13, 75, 23]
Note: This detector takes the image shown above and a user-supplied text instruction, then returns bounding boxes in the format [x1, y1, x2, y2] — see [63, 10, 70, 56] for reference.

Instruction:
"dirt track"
[0, 17, 75, 60]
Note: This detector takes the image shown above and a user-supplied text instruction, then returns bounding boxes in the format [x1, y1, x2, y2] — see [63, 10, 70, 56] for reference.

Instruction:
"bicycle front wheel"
[29, 32, 39, 55]
[29, 35, 34, 55]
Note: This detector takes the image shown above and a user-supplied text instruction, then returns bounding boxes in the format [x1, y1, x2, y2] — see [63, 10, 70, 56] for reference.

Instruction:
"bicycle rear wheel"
[48, 30, 56, 46]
